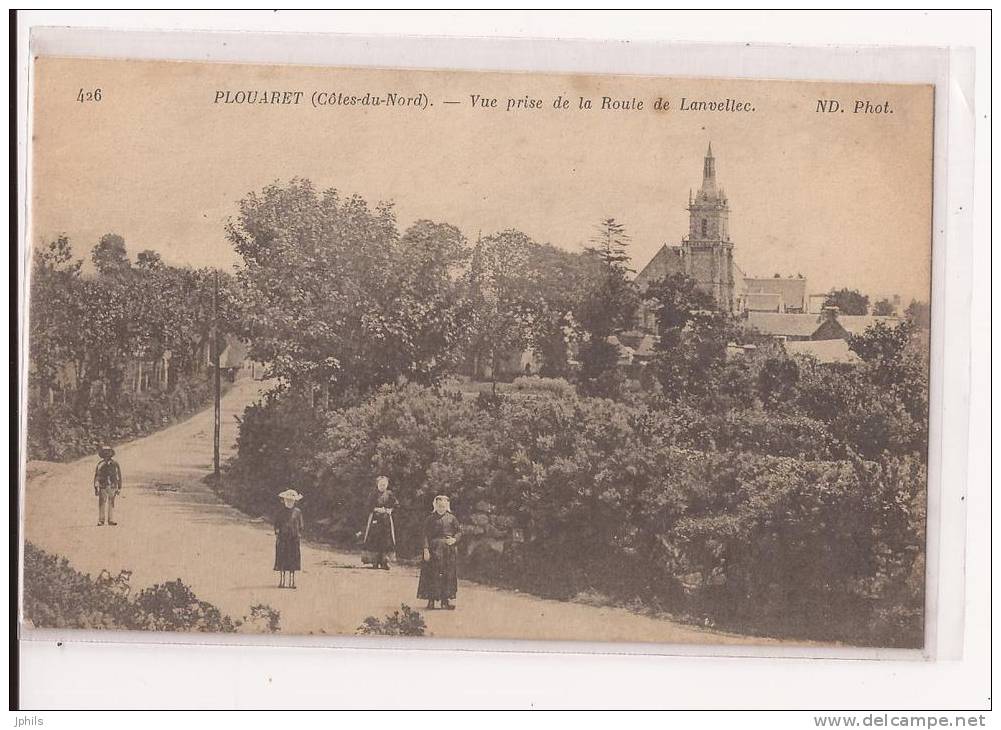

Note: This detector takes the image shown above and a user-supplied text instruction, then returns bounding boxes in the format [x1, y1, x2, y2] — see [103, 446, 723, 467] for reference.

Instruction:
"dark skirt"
[274, 533, 301, 572]
[417, 539, 458, 600]
[364, 513, 395, 555]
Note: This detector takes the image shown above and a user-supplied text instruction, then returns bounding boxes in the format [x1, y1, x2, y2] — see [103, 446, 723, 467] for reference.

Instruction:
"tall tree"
[588, 217, 632, 271]
[576, 219, 639, 398]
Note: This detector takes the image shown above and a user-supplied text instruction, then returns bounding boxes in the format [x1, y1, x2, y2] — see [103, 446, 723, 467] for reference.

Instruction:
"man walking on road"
[94, 446, 122, 526]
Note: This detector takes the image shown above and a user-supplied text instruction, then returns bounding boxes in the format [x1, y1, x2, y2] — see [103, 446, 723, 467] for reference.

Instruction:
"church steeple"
[701, 142, 717, 195]
[688, 142, 729, 243]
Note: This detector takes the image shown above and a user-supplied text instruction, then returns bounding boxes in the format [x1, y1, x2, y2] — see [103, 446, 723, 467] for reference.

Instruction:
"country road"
[23, 377, 783, 646]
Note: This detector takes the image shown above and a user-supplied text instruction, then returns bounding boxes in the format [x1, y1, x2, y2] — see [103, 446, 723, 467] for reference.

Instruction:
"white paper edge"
[14, 22, 978, 687]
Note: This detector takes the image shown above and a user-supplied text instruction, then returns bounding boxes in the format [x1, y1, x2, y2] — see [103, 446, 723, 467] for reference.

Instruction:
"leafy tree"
[383, 220, 472, 386]
[576, 338, 625, 399]
[523, 243, 601, 376]
[644, 272, 715, 340]
[872, 298, 896, 316]
[847, 319, 928, 445]
[847, 320, 914, 373]
[824, 287, 870, 316]
[464, 229, 539, 385]
[29, 237, 85, 401]
[92, 233, 131, 276]
[135, 250, 163, 271]
[643, 272, 738, 402]
[757, 356, 800, 409]
[229, 180, 467, 400]
[905, 299, 931, 329]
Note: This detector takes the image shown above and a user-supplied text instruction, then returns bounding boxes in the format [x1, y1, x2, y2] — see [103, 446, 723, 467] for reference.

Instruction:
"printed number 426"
[77, 88, 102, 103]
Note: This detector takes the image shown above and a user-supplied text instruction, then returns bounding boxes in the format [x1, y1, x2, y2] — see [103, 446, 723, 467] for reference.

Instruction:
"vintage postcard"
[21, 56, 933, 649]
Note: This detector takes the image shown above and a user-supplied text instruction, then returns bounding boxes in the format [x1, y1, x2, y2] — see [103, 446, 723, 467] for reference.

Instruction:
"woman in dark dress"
[274, 489, 304, 589]
[362, 475, 398, 570]
[417, 495, 462, 610]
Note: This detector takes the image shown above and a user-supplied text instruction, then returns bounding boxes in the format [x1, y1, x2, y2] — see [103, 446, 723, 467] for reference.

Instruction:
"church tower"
[683, 143, 736, 311]
[633, 143, 740, 329]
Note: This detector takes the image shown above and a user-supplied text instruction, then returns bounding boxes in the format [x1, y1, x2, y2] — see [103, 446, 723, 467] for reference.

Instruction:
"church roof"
[633, 244, 683, 288]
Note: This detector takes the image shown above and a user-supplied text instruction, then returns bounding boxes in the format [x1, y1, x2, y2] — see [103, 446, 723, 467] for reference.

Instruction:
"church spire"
[701, 142, 717, 195]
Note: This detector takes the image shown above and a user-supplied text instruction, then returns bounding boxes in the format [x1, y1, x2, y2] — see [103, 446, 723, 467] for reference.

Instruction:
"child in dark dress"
[363, 476, 399, 570]
[274, 489, 304, 589]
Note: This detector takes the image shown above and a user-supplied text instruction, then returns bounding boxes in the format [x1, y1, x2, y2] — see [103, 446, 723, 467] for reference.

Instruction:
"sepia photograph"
[21, 56, 935, 650]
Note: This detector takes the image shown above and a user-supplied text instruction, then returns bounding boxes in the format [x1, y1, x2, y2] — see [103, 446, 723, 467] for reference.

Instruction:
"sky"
[31, 58, 934, 302]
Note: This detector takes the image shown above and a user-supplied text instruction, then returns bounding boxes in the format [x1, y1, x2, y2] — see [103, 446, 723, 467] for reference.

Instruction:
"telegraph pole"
[212, 270, 221, 480]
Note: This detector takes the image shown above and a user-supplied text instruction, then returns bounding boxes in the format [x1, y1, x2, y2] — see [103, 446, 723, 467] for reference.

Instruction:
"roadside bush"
[21, 543, 275, 633]
[131, 579, 238, 632]
[227, 383, 925, 645]
[671, 451, 925, 646]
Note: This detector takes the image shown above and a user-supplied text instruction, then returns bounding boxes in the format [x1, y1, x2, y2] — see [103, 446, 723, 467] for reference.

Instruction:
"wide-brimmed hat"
[277, 489, 304, 502]
[98, 446, 115, 458]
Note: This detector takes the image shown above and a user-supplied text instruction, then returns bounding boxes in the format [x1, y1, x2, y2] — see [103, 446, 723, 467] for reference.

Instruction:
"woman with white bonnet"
[417, 495, 462, 610]
[274, 489, 304, 589]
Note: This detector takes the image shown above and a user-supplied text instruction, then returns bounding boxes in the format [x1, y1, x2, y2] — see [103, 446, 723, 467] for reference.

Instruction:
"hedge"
[27, 374, 223, 462]
[224, 384, 925, 646]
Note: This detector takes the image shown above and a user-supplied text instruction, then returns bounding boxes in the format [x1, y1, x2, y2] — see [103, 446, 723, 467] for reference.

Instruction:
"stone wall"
[460, 500, 523, 558]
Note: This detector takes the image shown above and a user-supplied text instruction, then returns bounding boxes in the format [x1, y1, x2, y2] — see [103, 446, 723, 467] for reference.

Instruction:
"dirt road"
[23, 378, 779, 645]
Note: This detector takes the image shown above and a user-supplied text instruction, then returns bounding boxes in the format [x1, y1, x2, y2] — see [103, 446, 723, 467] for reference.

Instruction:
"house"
[744, 291, 784, 313]
[746, 308, 903, 345]
[783, 339, 862, 365]
[207, 335, 259, 381]
[742, 276, 808, 312]
[617, 331, 658, 364]
[745, 312, 824, 341]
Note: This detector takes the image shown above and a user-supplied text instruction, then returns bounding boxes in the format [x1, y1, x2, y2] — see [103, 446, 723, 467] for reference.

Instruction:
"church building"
[634, 144, 742, 329]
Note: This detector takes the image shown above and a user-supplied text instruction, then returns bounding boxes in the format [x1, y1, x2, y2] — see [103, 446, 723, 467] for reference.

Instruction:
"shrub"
[357, 604, 427, 636]
[226, 381, 924, 645]
[22, 543, 280, 634]
[511, 375, 575, 397]
[132, 579, 239, 633]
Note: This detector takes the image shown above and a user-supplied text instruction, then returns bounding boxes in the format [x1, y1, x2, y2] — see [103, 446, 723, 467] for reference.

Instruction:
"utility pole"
[212, 270, 221, 481]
